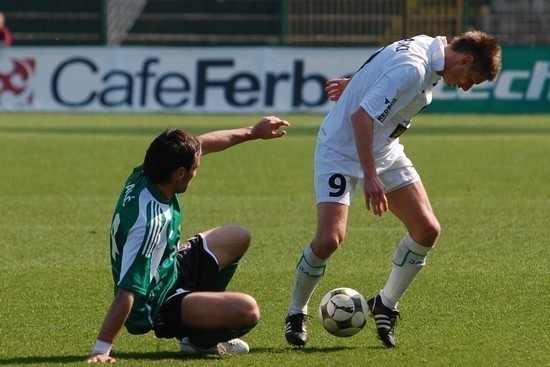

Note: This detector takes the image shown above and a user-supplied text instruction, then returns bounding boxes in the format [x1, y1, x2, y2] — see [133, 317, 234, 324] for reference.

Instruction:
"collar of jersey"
[145, 177, 173, 204]
[429, 36, 446, 73]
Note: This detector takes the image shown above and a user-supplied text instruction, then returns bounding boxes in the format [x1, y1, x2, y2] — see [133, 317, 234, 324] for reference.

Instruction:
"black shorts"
[153, 233, 219, 339]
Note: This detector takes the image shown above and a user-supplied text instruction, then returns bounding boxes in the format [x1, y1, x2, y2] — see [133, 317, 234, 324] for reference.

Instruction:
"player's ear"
[174, 167, 186, 180]
[459, 54, 474, 66]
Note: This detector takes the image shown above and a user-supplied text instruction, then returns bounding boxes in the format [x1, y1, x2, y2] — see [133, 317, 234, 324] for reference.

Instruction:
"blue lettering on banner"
[196, 60, 233, 106]
[51, 57, 193, 108]
[155, 73, 191, 107]
[50, 57, 328, 109]
[51, 58, 97, 106]
[292, 60, 328, 107]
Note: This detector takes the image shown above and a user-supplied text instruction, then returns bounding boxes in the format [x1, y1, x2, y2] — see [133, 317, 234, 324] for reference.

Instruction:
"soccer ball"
[318, 287, 368, 337]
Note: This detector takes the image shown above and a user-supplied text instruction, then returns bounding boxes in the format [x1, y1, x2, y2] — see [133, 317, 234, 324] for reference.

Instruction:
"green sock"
[209, 261, 239, 291]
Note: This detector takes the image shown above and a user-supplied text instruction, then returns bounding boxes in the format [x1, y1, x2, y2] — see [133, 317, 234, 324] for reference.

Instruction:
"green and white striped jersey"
[110, 165, 182, 335]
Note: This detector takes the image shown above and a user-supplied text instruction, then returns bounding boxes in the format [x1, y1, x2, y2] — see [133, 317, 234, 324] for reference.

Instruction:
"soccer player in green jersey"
[86, 116, 290, 363]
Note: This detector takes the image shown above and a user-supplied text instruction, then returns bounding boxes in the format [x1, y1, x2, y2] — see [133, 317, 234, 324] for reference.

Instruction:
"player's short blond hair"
[450, 31, 502, 81]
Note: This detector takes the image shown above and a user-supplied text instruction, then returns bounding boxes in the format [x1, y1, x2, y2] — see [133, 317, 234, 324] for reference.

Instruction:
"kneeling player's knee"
[231, 225, 251, 246]
[223, 225, 251, 254]
[239, 295, 260, 326]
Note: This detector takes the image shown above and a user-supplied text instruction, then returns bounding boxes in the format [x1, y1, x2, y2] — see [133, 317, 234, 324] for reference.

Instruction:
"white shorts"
[314, 143, 420, 205]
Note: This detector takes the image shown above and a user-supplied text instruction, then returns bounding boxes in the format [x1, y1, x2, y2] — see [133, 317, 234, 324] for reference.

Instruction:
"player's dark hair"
[143, 129, 200, 184]
[450, 30, 502, 81]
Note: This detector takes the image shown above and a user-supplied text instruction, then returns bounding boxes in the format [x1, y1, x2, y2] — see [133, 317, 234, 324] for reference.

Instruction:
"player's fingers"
[369, 195, 386, 216]
[326, 89, 338, 99]
[365, 197, 372, 212]
[327, 91, 341, 101]
[86, 355, 115, 364]
[263, 115, 279, 123]
[266, 116, 290, 127]
[376, 203, 384, 216]
[381, 196, 389, 213]
[274, 120, 289, 134]
[379, 196, 388, 215]
[372, 201, 381, 216]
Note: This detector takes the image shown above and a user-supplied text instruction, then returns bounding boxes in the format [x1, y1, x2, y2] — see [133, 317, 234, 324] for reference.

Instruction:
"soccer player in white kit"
[285, 31, 502, 348]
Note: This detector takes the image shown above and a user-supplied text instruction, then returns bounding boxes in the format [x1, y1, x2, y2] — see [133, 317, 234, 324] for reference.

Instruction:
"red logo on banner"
[0, 57, 35, 107]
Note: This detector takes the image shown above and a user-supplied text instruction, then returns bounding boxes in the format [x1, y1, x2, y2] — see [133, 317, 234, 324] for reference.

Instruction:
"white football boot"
[179, 337, 250, 355]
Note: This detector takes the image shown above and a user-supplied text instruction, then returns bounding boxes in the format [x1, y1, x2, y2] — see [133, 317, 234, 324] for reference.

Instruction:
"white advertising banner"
[0, 46, 548, 113]
[0, 47, 368, 113]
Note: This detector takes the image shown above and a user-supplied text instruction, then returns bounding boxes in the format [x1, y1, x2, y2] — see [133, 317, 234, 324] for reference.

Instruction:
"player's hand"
[325, 78, 351, 101]
[363, 175, 388, 216]
[86, 353, 116, 364]
[251, 116, 290, 140]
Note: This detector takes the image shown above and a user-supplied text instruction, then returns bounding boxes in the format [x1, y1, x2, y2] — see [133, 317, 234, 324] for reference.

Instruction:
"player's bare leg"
[178, 225, 257, 355]
[181, 292, 259, 330]
[286, 202, 349, 346]
[202, 225, 251, 268]
[179, 291, 259, 355]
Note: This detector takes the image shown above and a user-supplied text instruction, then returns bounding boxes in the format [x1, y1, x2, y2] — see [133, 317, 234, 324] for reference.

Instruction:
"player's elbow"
[350, 108, 374, 127]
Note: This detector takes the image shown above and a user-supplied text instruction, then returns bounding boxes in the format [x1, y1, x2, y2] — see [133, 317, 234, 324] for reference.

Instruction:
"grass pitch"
[0, 113, 548, 366]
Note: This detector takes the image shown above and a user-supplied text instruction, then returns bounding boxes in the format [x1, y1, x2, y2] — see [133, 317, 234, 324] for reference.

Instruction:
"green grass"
[0, 113, 548, 366]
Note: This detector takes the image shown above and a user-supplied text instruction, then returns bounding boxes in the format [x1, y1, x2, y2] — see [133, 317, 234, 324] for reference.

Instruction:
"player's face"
[175, 153, 200, 194]
[442, 56, 485, 92]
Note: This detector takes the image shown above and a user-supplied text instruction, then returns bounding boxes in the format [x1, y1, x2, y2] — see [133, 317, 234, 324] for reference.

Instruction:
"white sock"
[380, 233, 431, 309]
[288, 244, 327, 315]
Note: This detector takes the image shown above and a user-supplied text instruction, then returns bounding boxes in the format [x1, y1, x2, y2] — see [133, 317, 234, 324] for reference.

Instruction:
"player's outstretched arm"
[325, 78, 351, 101]
[198, 116, 290, 155]
[86, 289, 135, 364]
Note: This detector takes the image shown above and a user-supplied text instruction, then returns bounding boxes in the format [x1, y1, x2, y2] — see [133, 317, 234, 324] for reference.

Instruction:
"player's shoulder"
[116, 167, 149, 210]
[388, 36, 436, 75]
[389, 35, 434, 57]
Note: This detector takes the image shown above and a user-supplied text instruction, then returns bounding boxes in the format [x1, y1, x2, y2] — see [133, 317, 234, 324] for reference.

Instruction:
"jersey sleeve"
[113, 196, 154, 296]
[360, 66, 422, 126]
[117, 223, 151, 295]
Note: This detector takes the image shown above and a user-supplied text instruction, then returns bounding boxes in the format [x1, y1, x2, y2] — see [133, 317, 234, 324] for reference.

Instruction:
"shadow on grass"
[243, 346, 390, 354]
[0, 346, 381, 364]
[0, 351, 217, 365]
[0, 355, 86, 365]
[251, 345, 355, 354]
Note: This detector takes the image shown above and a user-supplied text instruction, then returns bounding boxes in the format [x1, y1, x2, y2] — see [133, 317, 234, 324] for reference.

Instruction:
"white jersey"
[317, 35, 446, 171]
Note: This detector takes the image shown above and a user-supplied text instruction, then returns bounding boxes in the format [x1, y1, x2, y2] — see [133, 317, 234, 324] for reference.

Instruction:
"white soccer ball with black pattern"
[318, 287, 368, 337]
